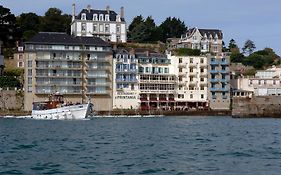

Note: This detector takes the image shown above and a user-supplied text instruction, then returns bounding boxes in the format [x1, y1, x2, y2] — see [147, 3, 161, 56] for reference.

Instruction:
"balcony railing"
[210, 79, 220, 83]
[210, 60, 219, 65]
[116, 78, 138, 83]
[220, 61, 229, 65]
[116, 69, 137, 73]
[220, 69, 230, 74]
[210, 69, 219, 74]
[210, 87, 230, 92]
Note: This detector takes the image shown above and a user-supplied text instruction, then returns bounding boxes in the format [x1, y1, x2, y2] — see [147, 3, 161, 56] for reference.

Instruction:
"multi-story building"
[208, 55, 231, 110]
[113, 49, 139, 109]
[232, 66, 281, 96]
[179, 28, 223, 54]
[23, 32, 113, 111]
[71, 4, 127, 43]
[138, 51, 177, 110]
[168, 54, 209, 109]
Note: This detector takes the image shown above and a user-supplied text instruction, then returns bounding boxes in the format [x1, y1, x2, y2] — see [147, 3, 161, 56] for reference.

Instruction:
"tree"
[16, 13, 41, 40]
[158, 17, 187, 42]
[228, 39, 239, 53]
[128, 15, 144, 31]
[0, 5, 17, 45]
[242, 39, 256, 55]
[41, 8, 71, 33]
[230, 52, 244, 63]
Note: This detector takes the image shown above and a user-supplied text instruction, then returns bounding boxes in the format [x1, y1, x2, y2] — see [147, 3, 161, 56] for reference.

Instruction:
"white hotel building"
[71, 4, 127, 43]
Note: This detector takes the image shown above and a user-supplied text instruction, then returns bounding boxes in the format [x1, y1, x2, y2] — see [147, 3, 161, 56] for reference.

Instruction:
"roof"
[25, 32, 111, 47]
[76, 9, 125, 22]
[188, 28, 223, 39]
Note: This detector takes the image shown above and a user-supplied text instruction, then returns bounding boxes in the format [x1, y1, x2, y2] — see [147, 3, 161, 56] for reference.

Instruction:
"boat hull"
[30, 103, 92, 120]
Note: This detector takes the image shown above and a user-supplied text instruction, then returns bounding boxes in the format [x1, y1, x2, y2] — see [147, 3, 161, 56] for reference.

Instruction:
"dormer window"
[99, 14, 104, 21]
[81, 13, 86, 20]
[105, 14, 110, 21]
[93, 14, 98, 21]
[116, 15, 121, 22]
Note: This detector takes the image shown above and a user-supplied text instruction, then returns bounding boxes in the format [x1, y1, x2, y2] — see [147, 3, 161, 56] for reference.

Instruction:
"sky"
[1, 0, 280, 55]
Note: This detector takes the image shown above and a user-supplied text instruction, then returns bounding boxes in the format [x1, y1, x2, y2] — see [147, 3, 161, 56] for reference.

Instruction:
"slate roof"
[25, 32, 111, 47]
[188, 28, 223, 39]
[76, 9, 125, 22]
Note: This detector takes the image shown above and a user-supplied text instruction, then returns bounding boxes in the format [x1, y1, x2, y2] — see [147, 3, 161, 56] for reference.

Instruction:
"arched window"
[81, 13, 86, 20]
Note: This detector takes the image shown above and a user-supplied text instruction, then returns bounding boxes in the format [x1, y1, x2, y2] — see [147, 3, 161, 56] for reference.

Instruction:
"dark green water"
[1, 116, 281, 175]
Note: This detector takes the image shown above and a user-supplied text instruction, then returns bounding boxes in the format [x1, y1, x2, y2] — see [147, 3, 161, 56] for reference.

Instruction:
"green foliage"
[40, 8, 71, 34]
[128, 16, 187, 43]
[174, 48, 201, 56]
[241, 48, 280, 69]
[230, 52, 244, 63]
[16, 12, 41, 40]
[0, 76, 21, 88]
[4, 68, 24, 77]
[0, 5, 21, 47]
[158, 17, 187, 42]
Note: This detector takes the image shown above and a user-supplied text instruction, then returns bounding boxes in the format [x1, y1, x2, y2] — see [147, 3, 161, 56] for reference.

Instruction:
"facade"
[138, 52, 177, 110]
[14, 43, 25, 68]
[208, 55, 231, 110]
[113, 49, 139, 109]
[24, 32, 113, 111]
[232, 66, 281, 96]
[168, 54, 209, 109]
[179, 28, 223, 54]
[71, 4, 127, 43]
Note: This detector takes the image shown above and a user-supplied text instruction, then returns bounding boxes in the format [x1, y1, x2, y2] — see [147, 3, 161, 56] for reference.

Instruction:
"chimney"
[146, 50, 149, 57]
[72, 3, 76, 21]
[120, 6, 124, 19]
[87, 5, 91, 12]
[106, 5, 110, 13]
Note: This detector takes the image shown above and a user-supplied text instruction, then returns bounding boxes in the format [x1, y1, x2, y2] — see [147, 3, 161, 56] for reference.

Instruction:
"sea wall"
[232, 96, 281, 118]
[0, 89, 24, 111]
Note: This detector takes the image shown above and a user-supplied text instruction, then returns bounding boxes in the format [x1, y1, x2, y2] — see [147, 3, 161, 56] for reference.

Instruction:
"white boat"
[29, 94, 93, 120]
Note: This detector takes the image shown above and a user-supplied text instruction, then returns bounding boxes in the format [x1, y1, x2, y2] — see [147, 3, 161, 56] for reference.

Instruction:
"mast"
[81, 45, 87, 104]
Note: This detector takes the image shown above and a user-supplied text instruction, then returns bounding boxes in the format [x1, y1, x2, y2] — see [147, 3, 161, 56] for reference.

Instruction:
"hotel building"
[113, 49, 139, 109]
[71, 4, 127, 43]
[168, 54, 209, 109]
[23, 32, 113, 111]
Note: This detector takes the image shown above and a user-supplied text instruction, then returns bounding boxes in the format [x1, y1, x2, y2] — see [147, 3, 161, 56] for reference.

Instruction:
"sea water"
[1, 116, 281, 175]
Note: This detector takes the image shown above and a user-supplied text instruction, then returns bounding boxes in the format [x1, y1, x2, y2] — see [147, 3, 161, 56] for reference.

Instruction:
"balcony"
[222, 95, 228, 99]
[210, 87, 229, 92]
[210, 79, 220, 83]
[116, 69, 137, 73]
[220, 78, 230, 83]
[210, 60, 219, 65]
[189, 63, 197, 67]
[87, 74, 108, 78]
[210, 69, 219, 74]
[178, 63, 186, 68]
[212, 95, 217, 99]
[179, 72, 186, 76]
[140, 98, 148, 101]
[220, 60, 229, 65]
[116, 78, 138, 83]
[220, 69, 230, 74]
[87, 82, 110, 87]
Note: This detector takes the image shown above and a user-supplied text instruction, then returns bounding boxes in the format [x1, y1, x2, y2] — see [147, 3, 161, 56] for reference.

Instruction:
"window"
[28, 69, 32, 76]
[200, 86, 204, 90]
[200, 58, 204, 64]
[117, 25, 121, 33]
[179, 58, 182, 63]
[200, 78, 204, 82]
[28, 77, 32, 84]
[93, 24, 97, 32]
[93, 14, 98, 21]
[18, 62, 23, 67]
[99, 24, 104, 32]
[249, 80, 253, 85]
[264, 80, 267, 85]
[81, 13, 86, 20]
[179, 68, 182, 73]
[105, 24, 109, 33]
[190, 94, 193, 99]
[82, 23, 86, 32]
[258, 80, 261, 85]
[201, 94, 204, 99]
[28, 86, 32, 93]
[164, 68, 169, 73]
[99, 14, 104, 21]
[190, 67, 193, 72]
[19, 54, 23, 60]
[200, 68, 204, 73]
[273, 80, 276, 85]
[190, 58, 193, 64]
[105, 15, 110, 21]
[28, 60, 32, 67]
[131, 84, 135, 90]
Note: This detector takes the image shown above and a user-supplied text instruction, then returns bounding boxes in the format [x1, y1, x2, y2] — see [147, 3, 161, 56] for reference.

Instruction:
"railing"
[220, 61, 229, 65]
[210, 60, 219, 65]
[116, 79, 138, 83]
[220, 69, 229, 74]
[210, 79, 220, 83]
[210, 87, 230, 92]
[116, 69, 137, 73]
[210, 70, 219, 74]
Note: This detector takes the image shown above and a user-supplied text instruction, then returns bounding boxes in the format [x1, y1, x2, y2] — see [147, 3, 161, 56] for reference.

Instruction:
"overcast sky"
[1, 0, 280, 55]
